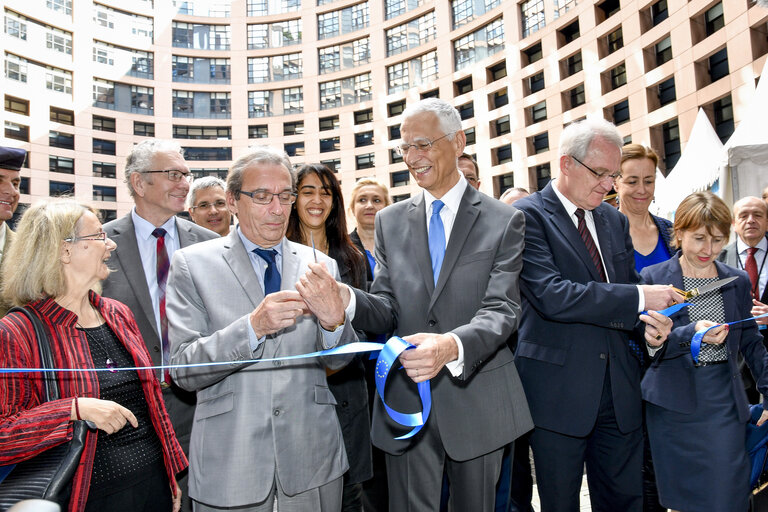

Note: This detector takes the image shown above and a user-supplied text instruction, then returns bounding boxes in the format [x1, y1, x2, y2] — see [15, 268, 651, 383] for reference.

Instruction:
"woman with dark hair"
[286, 164, 372, 512]
[641, 191, 768, 512]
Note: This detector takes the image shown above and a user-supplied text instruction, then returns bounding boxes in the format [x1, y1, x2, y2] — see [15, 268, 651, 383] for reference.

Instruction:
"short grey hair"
[558, 118, 623, 161]
[227, 146, 295, 199]
[186, 176, 226, 209]
[401, 98, 462, 140]
[124, 139, 184, 198]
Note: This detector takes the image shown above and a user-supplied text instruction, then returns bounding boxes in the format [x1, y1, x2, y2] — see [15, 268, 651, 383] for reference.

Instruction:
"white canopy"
[719, 58, 768, 205]
[652, 108, 724, 219]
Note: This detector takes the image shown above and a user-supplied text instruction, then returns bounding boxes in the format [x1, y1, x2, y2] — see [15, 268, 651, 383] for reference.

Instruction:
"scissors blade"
[686, 275, 739, 298]
[310, 232, 317, 263]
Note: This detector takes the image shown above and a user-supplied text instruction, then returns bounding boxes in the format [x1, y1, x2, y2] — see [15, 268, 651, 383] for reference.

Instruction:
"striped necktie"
[151, 228, 171, 384]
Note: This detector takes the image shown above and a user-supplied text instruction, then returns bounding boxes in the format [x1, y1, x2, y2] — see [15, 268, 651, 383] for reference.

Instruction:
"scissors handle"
[668, 284, 691, 300]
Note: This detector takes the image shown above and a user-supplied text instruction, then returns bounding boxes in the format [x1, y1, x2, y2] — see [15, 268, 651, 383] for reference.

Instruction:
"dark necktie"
[151, 228, 171, 384]
[253, 248, 281, 295]
[428, 200, 446, 285]
[575, 208, 606, 282]
[746, 247, 759, 300]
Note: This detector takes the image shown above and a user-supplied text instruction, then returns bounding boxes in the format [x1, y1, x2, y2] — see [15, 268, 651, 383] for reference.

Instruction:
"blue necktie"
[428, 200, 446, 285]
[253, 248, 281, 295]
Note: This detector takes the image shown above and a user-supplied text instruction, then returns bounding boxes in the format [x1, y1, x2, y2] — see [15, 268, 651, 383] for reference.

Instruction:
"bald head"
[500, 187, 530, 205]
[733, 196, 768, 247]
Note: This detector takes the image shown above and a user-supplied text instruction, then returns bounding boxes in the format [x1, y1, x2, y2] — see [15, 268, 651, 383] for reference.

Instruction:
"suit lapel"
[541, 184, 601, 282]
[176, 218, 198, 248]
[431, 188, 480, 307]
[408, 195, 435, 296]
[280, 239, 300, 292]
[111, 217, 159, 338]
[222, 231, 265, 309]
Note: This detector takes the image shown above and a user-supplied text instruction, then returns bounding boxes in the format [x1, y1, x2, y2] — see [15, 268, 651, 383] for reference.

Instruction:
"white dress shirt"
[737, 235, 768, 298]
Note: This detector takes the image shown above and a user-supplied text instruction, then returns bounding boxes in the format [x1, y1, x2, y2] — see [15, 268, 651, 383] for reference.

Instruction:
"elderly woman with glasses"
[0, 199, 187, 512]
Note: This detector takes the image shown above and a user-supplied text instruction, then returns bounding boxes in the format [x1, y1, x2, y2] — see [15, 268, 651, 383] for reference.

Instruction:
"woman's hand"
[172, 482, 182, 512]
[757, 409, 768, 427]
[752, 299, 768, 325]
[71, 397, 138, 434]
[694, 321, 728, 345]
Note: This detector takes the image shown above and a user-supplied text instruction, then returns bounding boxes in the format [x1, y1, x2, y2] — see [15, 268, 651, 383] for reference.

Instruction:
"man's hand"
[249, 290, 307, 338]
[296, 262, 345, 330]
[641, 285, 685, 311]
[752, 299, 768, 325]
[640, 310, 674, 347]
[694, 320, 728, 345]
[399, 333, 458, 383]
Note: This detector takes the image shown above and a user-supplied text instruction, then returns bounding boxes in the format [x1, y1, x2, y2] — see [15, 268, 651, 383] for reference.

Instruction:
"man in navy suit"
[513, 119, 681, 512]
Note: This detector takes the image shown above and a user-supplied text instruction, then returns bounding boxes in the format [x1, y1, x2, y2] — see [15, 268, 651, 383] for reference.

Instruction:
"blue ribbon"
[691, 312, 768, 364]
[0, 338, 432, 440]
[641, 302, 691, 317]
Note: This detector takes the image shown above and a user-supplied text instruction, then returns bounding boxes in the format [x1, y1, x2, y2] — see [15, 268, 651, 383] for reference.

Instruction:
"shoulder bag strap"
[8, 306, 59, 402]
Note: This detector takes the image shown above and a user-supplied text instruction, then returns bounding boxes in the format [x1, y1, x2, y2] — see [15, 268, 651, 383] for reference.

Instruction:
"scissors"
[669, 275, 738, 299]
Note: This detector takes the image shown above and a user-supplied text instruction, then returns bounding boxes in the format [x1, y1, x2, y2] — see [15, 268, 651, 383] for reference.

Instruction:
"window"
[656, 36, 672, 67]
[93, 115, 116, 132]
[5, 54, 28, 83]
[607, 27, 623, 55]
[320, 81, 341, 110]
[554, 0, 577, 18]
[356, 153, 374, 170]
[46, 27, 72, 55]
[386, 12, 437, 56]
[491, 88, 508, 109]
[454, 19, 505, 71]
[248, 91, 271, 118]
[526, 72, 545, 94]
[173, 126, 231, 139]
[281, 87, 303, 114]
[596, 0, 620, 22]
[522, 42, 542, 65]
[50, 181, 74, 197]
[494, 144, 513, 165]
[712, 94, 734, 143]
[50, 131, 74, 149]
[651, 0, 668, 26]
[93, 162, 116, 178]
[558, 20, 580, 47]
[455, 76, 473, 95]
[210, 92, 231, 117]
[50, 107, 74, 125]
[709, 47, 729, 82]
[529, 101, 547, 125]
[495, 173, 515, 197]
[610, 99, 630, 125]
[93, 185, 116, 202]
[565, 51, 583, 77]
[387, 62, 409, 94]
[565, 84, 586, 109]
[248, 57, 269, 83]
[451, 0, 500, 28]
[47, 0, 72, 14]
[5, 12, 27, 40]
[391, 171, 410, 188]
[172, 22, 230, 50]
[355, 109, 373, 124]
[355, 131, 374, 147]
[465, 127, 476, 145]
[390, 149, 403, 164]
[321, 159, 341, 173]
[93, 80, 115, 109]
[134, 122, 155, 137]
[131, 86, 154, 114]
[183, 147, 232, 161]
[531, 132, 549, 154]
[705, 3, 724, 37]
[249, 125, 268, 138]
[93, 138, 116, 155]
[318, 2, 369, 39]
[5, 122, 29, 142]
[247, 0, 300, 15]
[247, 20, 302, 49]
[458, 102, 474, 120]
[534, 163, 551, 190]
[283, 121, 304, 136]
[284, 142, 304, 157]
[662, 118, 681, 169]
[318, 46, 340, 74]
[273, 53, 302, 81]
[388, 100, 406, 117]
[658, 77, 676, 106]
[610, 63, 627, 89]
[488, 61, 507, 82]
[173, 91, 194, 117]
[494, 115, 511, 136]
[389, 125, 401, 140]
[320, 116, 339, 131]
[320, 137, 340, 153]
[46, 67, 72, 95]
[521, 0, 545, 37]
[5, 96, 28, 115]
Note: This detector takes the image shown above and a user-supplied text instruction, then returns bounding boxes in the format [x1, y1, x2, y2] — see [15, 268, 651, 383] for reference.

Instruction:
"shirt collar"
[131, 208, 178, 242]
[423, 172, 467, 214]
[737, 234, 768, 254]
[551, 178, 582, 219]
[236, 225, 284, 257]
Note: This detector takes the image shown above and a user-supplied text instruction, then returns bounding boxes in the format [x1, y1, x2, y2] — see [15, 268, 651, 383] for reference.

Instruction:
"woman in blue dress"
[641, 191, 768, 512]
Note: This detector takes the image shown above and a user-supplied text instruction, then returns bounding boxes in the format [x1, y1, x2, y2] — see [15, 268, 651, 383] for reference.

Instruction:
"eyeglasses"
[239, 190, 297, 205]
[191, 200, 228, 211]
[64, 232, 107, 243]
[571, 156, 620, 182]
[141, 170, 194, 183]
[395, 132, 456, 157]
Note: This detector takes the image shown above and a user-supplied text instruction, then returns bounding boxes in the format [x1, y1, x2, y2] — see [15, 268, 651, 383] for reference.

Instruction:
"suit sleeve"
[519, 206, 639, 329]
[167, 249, 263, 392]
[451, 208, 525, 379]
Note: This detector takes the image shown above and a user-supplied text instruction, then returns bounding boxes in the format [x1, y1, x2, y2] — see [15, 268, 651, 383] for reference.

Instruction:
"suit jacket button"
[428, 320, 436, 327]
[274, 360, 281, 367]
[273, 409, 280, 416]
[341, 400, 349, 407]
[153, 346, 160, 352]
[599, 353, 607, 360]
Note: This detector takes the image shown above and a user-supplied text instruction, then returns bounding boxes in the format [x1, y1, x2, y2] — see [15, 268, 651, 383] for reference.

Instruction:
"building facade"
[2, 0, 767, 219]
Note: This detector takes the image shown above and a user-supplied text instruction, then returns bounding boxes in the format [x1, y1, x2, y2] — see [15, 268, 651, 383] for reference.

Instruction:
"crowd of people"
[0, 97, 766, 512]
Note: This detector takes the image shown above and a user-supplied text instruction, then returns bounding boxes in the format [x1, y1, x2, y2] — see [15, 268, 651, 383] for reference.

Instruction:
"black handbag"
[0, 306, 90, 511]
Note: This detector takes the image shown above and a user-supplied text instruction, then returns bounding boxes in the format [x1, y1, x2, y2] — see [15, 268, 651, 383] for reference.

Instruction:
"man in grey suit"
[166, 146, 355, 511]
[101, 140, 218, 511]
[347, 98, 533, 511]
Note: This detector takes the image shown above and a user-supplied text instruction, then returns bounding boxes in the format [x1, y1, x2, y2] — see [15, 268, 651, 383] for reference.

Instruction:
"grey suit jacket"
[166, 231, 354, 507]
[352, 184, 533, 460]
